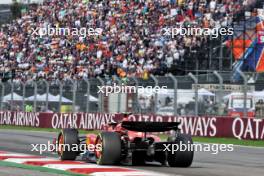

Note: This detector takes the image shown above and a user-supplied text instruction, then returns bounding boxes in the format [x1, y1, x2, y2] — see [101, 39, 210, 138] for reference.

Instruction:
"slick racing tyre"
[58, 129, 79, 160]
[95, 132, 121, 165]
[167, 133, 194, 167]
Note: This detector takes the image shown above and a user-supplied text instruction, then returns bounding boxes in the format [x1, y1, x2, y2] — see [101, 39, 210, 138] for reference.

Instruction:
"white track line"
[90, 172, 169, 176]
[43, 164, 117, 170]
[233, 144, 264, 149]
[4, 158, 57, 163]
[0, 153, 33, 157]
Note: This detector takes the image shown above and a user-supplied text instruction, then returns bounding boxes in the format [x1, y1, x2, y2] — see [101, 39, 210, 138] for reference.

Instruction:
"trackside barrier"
[0, 112, 264, 140]
[1, 71, 262, 117]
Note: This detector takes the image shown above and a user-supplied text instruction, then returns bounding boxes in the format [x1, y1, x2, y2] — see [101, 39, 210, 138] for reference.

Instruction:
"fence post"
[168, 74, 178, 116]
[57, 80, 63, 113]
[22, 80, 37, 112]
[113, 75, 121, 113]
[130, 76, 140, 113]
[237, 70, 248, 118]
[83, 78, 90, 112]
[213, 71, 223, 106]
[150, 74, 158, 114]
[0, 82, 4, 111]
[43, 80, 49, 111]
[33, 81, 37, 112]
[21, 81, 25, 112]
[67, 79, 76, 113]
[97, 77, 104, 113]
[188, 73, 198, 116]
[23, 80, 31, 112]
[11, 81, 14, 111]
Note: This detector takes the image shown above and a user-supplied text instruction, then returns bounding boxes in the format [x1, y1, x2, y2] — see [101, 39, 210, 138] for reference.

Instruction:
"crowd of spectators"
[0, 0, 257, 82]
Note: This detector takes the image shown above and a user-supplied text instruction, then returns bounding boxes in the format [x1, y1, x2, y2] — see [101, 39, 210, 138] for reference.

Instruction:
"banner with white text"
[0, 112, 263, 140]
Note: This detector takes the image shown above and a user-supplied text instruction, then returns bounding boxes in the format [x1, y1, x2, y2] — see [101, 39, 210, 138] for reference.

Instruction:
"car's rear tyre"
[95, 132, 121, 165]
[58, 129, 79, 160]
[167, 133, 194, 167]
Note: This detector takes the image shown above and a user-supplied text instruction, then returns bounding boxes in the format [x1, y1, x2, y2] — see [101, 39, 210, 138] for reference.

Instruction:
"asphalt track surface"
[0, 129, 264, 176]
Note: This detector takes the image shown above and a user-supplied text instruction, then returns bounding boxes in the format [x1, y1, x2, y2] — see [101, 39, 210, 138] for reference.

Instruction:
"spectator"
[0, 0, 254, 82]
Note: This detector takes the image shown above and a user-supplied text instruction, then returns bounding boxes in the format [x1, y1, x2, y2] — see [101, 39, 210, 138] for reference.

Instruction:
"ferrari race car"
[54, 120, 194, 167]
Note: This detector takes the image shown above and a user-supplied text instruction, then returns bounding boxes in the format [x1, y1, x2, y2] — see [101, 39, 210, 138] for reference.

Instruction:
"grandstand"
[0, 0, 263, 82]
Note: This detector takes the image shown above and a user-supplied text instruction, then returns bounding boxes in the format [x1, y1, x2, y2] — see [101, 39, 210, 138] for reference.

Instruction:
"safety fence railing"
[0, 71, 264, 118]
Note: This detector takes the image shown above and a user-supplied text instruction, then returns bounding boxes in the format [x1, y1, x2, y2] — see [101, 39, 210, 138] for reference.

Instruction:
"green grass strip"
[0, 160, 86, 176]
[192, 137, 264, 147]
[159, 134, 264, 147]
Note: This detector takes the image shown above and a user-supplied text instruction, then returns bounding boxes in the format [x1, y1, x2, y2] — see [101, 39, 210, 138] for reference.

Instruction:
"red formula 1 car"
[55, 119, 194, 167]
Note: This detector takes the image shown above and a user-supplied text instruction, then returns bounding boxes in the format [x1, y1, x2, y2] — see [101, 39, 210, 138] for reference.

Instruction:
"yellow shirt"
[178, 0, 185, 6]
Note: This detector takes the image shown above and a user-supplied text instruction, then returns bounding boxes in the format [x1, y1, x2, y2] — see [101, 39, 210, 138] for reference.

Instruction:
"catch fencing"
[0, 71, 264, 118]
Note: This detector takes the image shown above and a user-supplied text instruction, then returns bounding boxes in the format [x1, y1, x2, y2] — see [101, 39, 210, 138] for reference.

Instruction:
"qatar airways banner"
[0, 111, 264, 140]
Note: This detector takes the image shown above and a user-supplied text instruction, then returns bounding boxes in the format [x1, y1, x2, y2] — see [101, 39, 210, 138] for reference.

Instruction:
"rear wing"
[121, 121, 180, 132]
